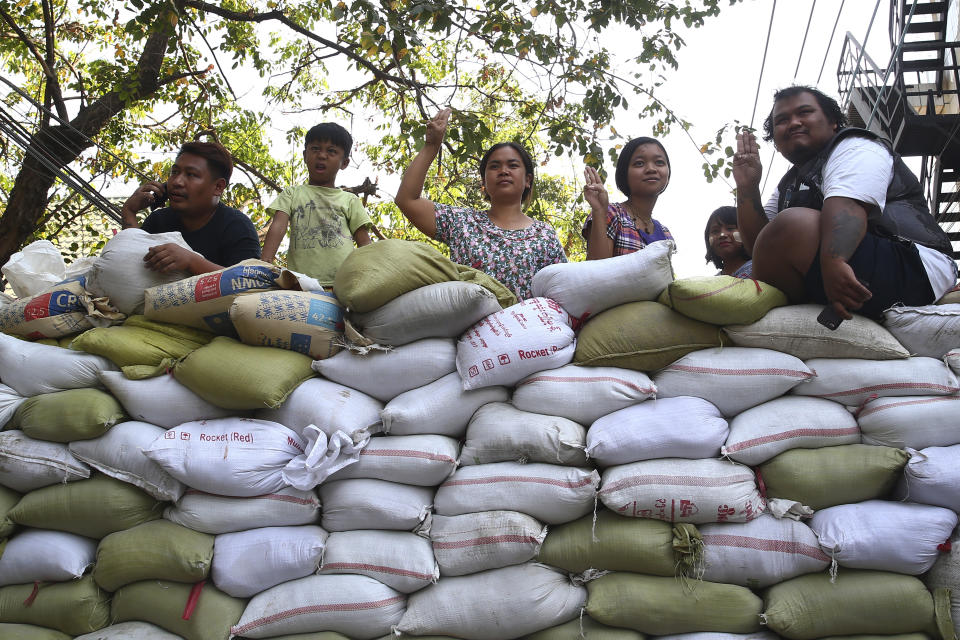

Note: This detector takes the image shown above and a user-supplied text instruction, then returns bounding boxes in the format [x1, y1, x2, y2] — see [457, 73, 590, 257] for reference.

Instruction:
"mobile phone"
[150, 184, 168, 211]
[817, 279, 870, 331]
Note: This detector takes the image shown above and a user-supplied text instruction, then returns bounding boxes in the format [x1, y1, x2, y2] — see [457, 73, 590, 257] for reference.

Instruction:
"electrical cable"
[817, 0, 847, 84]
[750, 0, 778, 129]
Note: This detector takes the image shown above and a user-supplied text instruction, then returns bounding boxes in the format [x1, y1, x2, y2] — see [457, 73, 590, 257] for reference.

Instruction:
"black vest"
[775, 127, 953, 255]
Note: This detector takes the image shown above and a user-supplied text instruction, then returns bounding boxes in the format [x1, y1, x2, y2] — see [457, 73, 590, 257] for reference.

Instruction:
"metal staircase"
[838, 0, 960, 255]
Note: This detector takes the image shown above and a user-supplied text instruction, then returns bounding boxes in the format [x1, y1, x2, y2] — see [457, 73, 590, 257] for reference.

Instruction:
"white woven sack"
[810, 499, 958, 575]
[212, 525, 328, 598]
[0, 383, 24, 428]
[381, 372, 508, 437]
[349, 281, 504, 346]
[163, 486, 320, 534]
[653, 347, 814, 416]
[397, 562, 586, 640]
[231, 574, 405, 640]
[722, 396, 860, 467]
[923, 529, 960, 631]
[0, 332, 117, 396]
[74, 621, 184, 640]
[586, 396, 727, 467]
[0, 528, 97, 586]
[143, 418, 304, 497]
[903, 445, 960, 512]
[319, 478, 433, 532]
[256, 376, 383, 440]
[1, 240, 65, 298]
[531, 239, 674, 320]
[430, 511, 546, 577]
[326, 434, 458, 486]
[698, 514, 830, 589]
[320, 530, 438, 593]
[68, 420, 185, 502]
[792, 356, 959, 405]
[945, 347, 960, 376]
[460, 402, 587, 466]
[858, 395, 960, 449]
[725, 304, 909, 360]
[884, 304, 960, 359]
[100, 371, 237, 428]
[512, 364, 656, 425]
[456, 298, 576, 390]
[657, 633, 781, 640]
[599, 458, 764, 524]
[313, 338, 456, 402]
[434, 462, 599, 525]
[0, 430, 89, 492]
[87, 228, 194, 315]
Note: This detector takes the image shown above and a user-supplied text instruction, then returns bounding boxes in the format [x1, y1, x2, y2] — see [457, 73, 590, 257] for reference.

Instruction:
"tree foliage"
[0, 0, 736, 268]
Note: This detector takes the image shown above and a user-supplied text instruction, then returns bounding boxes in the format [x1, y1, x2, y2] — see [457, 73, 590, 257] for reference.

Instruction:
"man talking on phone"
[732, 85, 956, 323]
[119, 141, 261, 275]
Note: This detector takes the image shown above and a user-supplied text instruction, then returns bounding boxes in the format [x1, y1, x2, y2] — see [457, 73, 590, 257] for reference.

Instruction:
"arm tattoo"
[751, 195, 766, 222]
[826, 206, 867, 260]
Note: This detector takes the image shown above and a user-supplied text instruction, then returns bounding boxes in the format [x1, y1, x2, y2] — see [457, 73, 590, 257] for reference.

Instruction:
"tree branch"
[0, 6, 68, 121]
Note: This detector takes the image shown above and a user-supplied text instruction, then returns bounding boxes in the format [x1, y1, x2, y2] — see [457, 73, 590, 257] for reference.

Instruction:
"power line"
[817, 0, 847, 84]
[750, 0, 778, 129]
[793, 0, 818, 79]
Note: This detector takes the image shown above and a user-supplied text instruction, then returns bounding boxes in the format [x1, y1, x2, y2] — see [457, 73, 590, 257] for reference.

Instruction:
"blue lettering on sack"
[203, 311, 237, 336]
[50, 290, 81, 314]
[219, 265, 278, 296]
[55, 275, 86, 288]
[305, 297, 342, 330]
[290, 333, 312, 355]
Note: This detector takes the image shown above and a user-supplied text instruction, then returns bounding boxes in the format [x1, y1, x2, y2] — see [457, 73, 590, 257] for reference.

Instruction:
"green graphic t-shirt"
[267, 185, 372, 285]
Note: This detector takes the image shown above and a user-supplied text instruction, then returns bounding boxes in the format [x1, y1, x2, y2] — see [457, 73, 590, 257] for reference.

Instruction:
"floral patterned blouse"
[435, 204, 568, 300]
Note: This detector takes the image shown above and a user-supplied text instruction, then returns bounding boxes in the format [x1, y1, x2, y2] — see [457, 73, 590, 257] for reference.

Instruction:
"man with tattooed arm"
[732, 85, 956, 322]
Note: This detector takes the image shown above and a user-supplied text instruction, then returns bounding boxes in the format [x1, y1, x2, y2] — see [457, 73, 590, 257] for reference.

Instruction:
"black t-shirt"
[141, 203, 261, 267]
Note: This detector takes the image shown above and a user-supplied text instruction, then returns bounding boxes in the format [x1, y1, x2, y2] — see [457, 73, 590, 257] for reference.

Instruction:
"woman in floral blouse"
[394, 108, 567, 300]
[582, 136, 674, 259]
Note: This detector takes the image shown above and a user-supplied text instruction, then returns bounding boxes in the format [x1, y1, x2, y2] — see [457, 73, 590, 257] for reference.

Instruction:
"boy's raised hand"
[425, 108, 451, 147]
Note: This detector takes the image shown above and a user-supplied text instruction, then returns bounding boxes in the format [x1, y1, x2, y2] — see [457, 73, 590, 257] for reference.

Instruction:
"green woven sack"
[0, 485, 20, 540]
[523, 616, 647, 639]
[762, 571, 938, 639]
[10, 388, 125, 443]
[574, 301, 725, 372]
[174, 336, 315, 410]
[657, 276, 788, 325]
[112, 580, 245, 640]
[333, 239, 516, 313]
[818, 635, 932, 639]
[0, 623, 71, 639]
[70, 314, 212, 373]
[94, 519, 214, 591]
[586, 572, 762, 635]
[8, 474, 161, 539]
[758, 444, 909, 510]
[0, 575, 110, 635]
[538, 510, 700, 576]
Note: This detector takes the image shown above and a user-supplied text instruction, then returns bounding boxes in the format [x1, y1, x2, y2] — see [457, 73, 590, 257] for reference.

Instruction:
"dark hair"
[615, 137, 670, 198]
[305, 122, 353, 158]
[762, 85, 847, 142]
[178, 141, 233, 183]
[704, 205, 749, 269]
[479, 142, 535, 203]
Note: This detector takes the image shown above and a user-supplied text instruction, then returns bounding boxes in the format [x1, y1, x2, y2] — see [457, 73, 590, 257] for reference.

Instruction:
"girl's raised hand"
[583, 166, 609, 213]
[425, 108, 452, 147]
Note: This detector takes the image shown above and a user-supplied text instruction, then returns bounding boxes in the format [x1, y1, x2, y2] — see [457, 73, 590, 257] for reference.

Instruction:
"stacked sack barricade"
[0, 236, 959, 640]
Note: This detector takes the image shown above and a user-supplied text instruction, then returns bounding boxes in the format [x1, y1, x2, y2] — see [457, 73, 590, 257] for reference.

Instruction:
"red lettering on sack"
[717, 504, 736, 521]
[164, 431, 176, 439]
[194, 273, 222, 302]
[468, 365, 479, 378]
[498, 354, 511, 365]
[286, 436, 304, 453]
[679, 500, 698, 517]
[181, 432, 190, 440]
[483, 359, 495, 371]
[23, 293, 53, 320]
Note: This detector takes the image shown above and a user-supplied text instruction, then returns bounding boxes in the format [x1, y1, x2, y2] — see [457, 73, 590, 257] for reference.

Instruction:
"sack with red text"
[456, 297, 576, 390]
[0, 280, 123, 339]
[143, 417, 305, 497]
[599, 458, 764, 524]
[143, 259, 299, 335]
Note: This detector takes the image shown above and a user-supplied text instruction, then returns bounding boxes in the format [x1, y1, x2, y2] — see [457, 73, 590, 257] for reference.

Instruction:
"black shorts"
[804, 232, 935, 320]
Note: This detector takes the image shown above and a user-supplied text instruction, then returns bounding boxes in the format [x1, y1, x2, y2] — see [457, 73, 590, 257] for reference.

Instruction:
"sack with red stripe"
[699, 514, 829, 588]
[0, 279, 123, 339]
[653, 347, 814, 417]
[792, 356, 959, 406]
[461, 402, 587, 466]
[232, 574, 405, 639]
[430, 511, 546, 577]
[434, 462, 599, 525]
[599, 458, 764, 524]
[319, 478, 433, 532]
[211, 525, 327, 598]
[858, 395, 960, 449]
[326, 434, 459, 486]
[512, 363, 656, 425]
[722, 396, 860, 466]
[163, 486, 320, 535]
[320, 529, 438, 593]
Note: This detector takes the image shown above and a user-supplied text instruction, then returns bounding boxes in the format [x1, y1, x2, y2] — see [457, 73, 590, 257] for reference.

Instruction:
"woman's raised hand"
[425, 108, 452, 147]
[583, 165, 609, 213]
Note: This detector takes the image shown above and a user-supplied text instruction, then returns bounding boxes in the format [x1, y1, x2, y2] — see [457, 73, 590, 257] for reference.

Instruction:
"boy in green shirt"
[261, 123, 372, 284]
